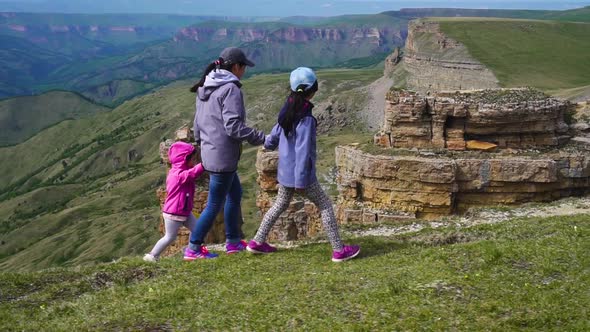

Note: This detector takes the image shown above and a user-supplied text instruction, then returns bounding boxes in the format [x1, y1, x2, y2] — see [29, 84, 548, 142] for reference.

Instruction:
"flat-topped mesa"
[375, 88, 572, 150]
[398, 19, 500, 93]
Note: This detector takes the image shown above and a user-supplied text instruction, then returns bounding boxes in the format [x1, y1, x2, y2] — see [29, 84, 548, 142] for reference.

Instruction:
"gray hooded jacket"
[193, 69, 265, 173]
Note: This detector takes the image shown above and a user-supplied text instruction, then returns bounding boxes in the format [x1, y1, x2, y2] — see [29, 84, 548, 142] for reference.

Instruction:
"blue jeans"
[189, 172, 242, 248]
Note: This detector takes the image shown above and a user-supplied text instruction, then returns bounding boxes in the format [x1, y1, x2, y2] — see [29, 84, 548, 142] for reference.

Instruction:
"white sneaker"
[143, 253, 158, 262]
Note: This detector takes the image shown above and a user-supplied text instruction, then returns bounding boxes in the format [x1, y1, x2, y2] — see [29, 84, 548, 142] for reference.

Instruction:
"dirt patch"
[89, 266, 160, 291]
[410, 231, 482, 246]
[93, 321, 173, 332]
[359, 76, 393, 130]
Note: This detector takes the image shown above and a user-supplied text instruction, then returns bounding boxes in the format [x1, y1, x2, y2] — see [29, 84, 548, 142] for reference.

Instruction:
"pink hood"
[168, 141, 195, 169]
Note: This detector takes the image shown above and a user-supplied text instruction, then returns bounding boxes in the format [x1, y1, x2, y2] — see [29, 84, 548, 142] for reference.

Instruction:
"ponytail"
[279, 81, 318, 136]
[190, 57, 235, 93]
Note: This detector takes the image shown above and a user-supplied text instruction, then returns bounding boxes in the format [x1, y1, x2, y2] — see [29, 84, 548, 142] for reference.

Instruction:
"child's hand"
[194, 163, 205, 178]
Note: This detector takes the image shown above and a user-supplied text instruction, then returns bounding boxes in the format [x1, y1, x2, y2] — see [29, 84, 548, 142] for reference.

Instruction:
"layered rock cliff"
[375, 89, 572, 150]
[393, 20, 500, 93]
[174, 25, 405, 45]
[336, 145, 590, 220]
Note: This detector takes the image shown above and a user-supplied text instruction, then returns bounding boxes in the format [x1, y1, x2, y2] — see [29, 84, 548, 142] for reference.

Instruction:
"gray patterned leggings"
[253, 182, 344, 251]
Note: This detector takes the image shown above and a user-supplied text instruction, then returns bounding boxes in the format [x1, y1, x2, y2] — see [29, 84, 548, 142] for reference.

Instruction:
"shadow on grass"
[352, 237, 409, 260]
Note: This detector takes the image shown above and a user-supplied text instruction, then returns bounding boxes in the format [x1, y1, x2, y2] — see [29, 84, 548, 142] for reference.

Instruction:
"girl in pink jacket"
[144, 141, 206, 262]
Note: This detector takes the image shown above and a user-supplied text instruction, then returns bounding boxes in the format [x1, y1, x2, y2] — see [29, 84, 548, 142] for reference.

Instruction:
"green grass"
[385, 6, 590, 22]
[0, 214, 588, 330]
[438, 19, 590, 90]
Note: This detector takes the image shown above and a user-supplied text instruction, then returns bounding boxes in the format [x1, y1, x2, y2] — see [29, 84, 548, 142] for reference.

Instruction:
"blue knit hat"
[289, 67, 317, 92]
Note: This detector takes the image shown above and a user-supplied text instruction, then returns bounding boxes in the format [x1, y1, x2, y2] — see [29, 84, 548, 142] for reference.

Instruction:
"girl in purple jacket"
[143, 141, 205, 262]
[247, 67, 360, 262]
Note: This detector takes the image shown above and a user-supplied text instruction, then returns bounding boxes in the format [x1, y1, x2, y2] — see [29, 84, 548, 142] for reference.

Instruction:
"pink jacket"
[162, 142, 205, 217]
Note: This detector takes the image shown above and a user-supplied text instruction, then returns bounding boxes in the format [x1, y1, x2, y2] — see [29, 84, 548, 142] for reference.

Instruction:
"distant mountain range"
[1, 0, 589, 15]
[0, 12, 409, 104]
[2, 6, 588, 105]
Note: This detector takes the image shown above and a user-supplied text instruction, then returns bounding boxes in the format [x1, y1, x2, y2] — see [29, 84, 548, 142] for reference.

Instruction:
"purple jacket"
[265, 100, 317, 189]
[193, 69, 265, 173]
[162, 142, 205, 217]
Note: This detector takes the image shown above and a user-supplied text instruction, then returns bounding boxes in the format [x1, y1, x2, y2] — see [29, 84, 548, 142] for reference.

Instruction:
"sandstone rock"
[255, 148, 323, 242]
[572, 137, 590, 150]
[466, 140, 497, 151]
[571, 122, 590, 132]
[385, 89, 570, 150]
[336, 146, 590, 219]
[174, 125, 194, 142]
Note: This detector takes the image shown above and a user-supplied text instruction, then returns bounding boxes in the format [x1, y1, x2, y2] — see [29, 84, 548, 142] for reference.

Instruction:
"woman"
[185, 47, 265, 260]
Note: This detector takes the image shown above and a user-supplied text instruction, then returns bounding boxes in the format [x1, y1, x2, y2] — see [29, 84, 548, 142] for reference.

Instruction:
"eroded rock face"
[401, 20, 500, 93]
[377, 89, 573, 150]
[255, 149, 323, 241]
[336, 146, 590, 220]
[156, 126, 242, 257]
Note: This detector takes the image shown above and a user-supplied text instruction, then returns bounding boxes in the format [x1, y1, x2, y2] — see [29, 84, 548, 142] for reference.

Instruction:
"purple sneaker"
[331, 245, 360, 262]
[246, 240, 277, 254]
[226, 240, 248, 254]
[183, 246, 218, 261]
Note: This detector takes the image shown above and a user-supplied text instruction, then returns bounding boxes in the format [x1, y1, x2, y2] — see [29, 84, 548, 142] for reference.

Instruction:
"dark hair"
[190, 57, 245, 93]
[279, 81, 318, 136]
[185, 149, 197, 163]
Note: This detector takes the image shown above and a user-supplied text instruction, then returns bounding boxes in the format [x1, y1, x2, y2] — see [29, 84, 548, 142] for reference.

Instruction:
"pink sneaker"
[331, 245, 360, 262]
[183, 246, 218, 261]
[247, 240, 277, 254]
[226, 240, 248, 254]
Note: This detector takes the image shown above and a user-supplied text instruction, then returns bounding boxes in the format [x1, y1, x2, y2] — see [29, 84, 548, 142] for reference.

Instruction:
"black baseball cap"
[220, 47, 255, 67]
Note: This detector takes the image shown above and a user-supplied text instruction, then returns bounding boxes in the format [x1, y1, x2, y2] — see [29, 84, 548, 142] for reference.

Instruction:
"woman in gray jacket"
[185, 47, 265, 260]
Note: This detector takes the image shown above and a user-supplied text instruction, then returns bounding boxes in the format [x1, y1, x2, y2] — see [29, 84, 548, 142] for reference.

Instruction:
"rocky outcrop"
[174, 25, 405, 45]
[384, 47, 402, 77]
[336, 145, 590, 220]
[375, 89, 572, 150]
[400, 20, 500, 93]
[256, 149, 323, 241]
[155, 126, 243, 257]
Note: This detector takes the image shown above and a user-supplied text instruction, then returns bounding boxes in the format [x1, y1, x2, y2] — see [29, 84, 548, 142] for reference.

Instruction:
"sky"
[0, 0, 589, 16]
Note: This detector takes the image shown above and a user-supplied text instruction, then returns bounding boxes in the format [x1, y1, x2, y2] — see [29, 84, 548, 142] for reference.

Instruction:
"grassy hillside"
[1, 213, 588, 330]
[0, 91, 110, 146]
[437, 19, 590, 91]
[386, 5, 590, 22]
[0, 68, 381, 272]
[540, 5, 590, 22]
[80, 80, 157, 107]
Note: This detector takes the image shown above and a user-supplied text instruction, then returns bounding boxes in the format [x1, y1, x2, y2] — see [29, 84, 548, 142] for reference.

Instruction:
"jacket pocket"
[183, 193, 190, 212]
